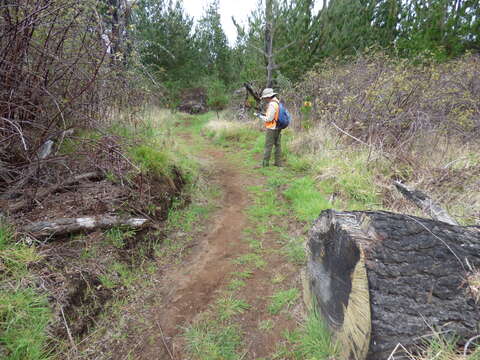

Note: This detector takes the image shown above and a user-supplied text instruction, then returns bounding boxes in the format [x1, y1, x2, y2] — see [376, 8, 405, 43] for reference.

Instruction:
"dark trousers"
[263, 129, 282, 165]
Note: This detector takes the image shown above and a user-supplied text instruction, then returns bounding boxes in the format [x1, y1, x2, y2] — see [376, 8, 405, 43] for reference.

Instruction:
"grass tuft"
[282, 309, 339, 359]
[184, 320, 243, 360]
[0, 289, 52, 360]
[215, 296, 250, 321]
[268, 288, 300, 315]
[283, 177, 330, 222]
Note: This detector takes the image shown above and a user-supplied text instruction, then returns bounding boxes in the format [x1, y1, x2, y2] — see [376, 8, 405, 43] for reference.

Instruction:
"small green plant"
[233, 253, 266, 269]
[291, 310, 339, 359]
[282, 236, 306, 266]
[129, 143, 172, 177]
[259, 319, 274, 332]
[227, 279, 246, 291]
[0, 288, 52, 360]
[107, 262, 137, 287]
[231, 270, 253, 279]
[283, 177, 330, 222]
[105, 227, 136, 249]
[215, 296, 250, 321]
[184, 320, 243, 360]
[0, 225, 42, 281]
[415, 332, 480, 360]
[268, 288, 300, 315]
[278, 309, 338, 359]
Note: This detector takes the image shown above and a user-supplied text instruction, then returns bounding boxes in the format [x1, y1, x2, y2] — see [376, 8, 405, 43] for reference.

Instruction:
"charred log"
[305, 210, 480, 360]
[394, 181, 458, 225]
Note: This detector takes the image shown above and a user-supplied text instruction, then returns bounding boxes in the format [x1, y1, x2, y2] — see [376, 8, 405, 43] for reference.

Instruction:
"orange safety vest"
[265, 99, 280, 129]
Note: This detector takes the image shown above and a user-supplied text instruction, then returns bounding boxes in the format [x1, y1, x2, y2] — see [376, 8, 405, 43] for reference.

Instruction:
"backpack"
[276, 102, 291, 130]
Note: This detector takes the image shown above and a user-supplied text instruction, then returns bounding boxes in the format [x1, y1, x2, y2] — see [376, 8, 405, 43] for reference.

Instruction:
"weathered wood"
[7, 171, 104, 214]
[394, 181, 458, 225]
[244, 82, 261, 103]
[23, 215, 149, 237]
[306, 210, 480, 360]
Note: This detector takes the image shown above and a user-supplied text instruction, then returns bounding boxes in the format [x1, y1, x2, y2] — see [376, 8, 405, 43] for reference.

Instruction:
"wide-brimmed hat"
[261, 88, 278, 98]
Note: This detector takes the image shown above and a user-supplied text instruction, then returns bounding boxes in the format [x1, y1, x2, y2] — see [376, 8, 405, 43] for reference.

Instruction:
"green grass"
[167, 203, 213, 233]
[215, 296, 250, 321]
[418, 333, 480, 360]
[279, 310, 338, 360]
[283, 177, 330, 222]
[0, 223, 43, 281]
[104, 227, 136, 249]
[204, 119, 259, 149]
[233, 253, 266, 269]
[0, 288, 52, 360]
[0, 224, 53, 360]
[268, 288, 300, 315]
[129, 143, 172, 177]
[281, 236, 306, 265]
[259, 319, 274, 332]
[227, 279, 246, 291]
[100, 262, 138, 288]
[184, 320, 243, 360]
[231, 270, 253, 279]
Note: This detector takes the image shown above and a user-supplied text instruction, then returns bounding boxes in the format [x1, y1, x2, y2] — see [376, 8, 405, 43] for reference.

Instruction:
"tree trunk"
[23, 215, 149, 238]
[265, 0, 274, 88]
[305, 210, 480, 360]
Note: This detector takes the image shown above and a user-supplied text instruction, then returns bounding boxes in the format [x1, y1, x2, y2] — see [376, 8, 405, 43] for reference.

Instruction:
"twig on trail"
[239, 342, 251, 360]
[387, 343, 414, 360]
[464, 335, 480, 356]
[155, 319, 175, 360]
[61, 306, 78, 355]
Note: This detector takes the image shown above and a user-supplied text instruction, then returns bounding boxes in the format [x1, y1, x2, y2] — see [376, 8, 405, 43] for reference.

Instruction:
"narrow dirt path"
[104, 125, 304, 360]
[139, 146, 262, 359]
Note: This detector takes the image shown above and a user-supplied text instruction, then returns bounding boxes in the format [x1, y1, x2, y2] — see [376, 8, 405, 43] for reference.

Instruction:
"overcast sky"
[183, 0, 258, 45]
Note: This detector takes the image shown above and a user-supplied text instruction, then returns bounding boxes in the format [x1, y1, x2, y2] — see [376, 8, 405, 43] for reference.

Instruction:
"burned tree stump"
[305, 210, 480, 360]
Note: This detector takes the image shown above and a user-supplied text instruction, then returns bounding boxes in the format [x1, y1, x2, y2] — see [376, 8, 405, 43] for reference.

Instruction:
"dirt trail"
[140, 147, 261, 359]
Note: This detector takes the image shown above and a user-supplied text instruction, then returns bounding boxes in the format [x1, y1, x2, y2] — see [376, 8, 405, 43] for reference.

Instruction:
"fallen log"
[305, 210, 480, 360]
[394, 181, 458, 225]
[23, 215, 149, 238]
[6, 171, 104, 214]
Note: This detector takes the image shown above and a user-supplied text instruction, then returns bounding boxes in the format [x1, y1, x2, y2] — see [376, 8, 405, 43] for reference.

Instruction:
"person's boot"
[254, 160, 269, 169]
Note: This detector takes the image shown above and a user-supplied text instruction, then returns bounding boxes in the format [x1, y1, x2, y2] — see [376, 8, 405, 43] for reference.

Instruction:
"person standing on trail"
[255, 88, 283, 167]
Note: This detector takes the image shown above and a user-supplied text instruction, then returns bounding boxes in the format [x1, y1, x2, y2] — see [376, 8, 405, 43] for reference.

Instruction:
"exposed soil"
[143, 148, 256, 358]
[105, 137, 304, 359]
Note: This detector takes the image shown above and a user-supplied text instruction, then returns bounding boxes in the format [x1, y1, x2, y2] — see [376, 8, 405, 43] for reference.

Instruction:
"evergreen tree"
[133, 0, 198, 89]
[195, 0, 233, 85]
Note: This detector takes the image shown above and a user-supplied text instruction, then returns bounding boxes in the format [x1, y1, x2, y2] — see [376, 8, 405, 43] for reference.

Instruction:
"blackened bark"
[306, 210, 480, 360]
